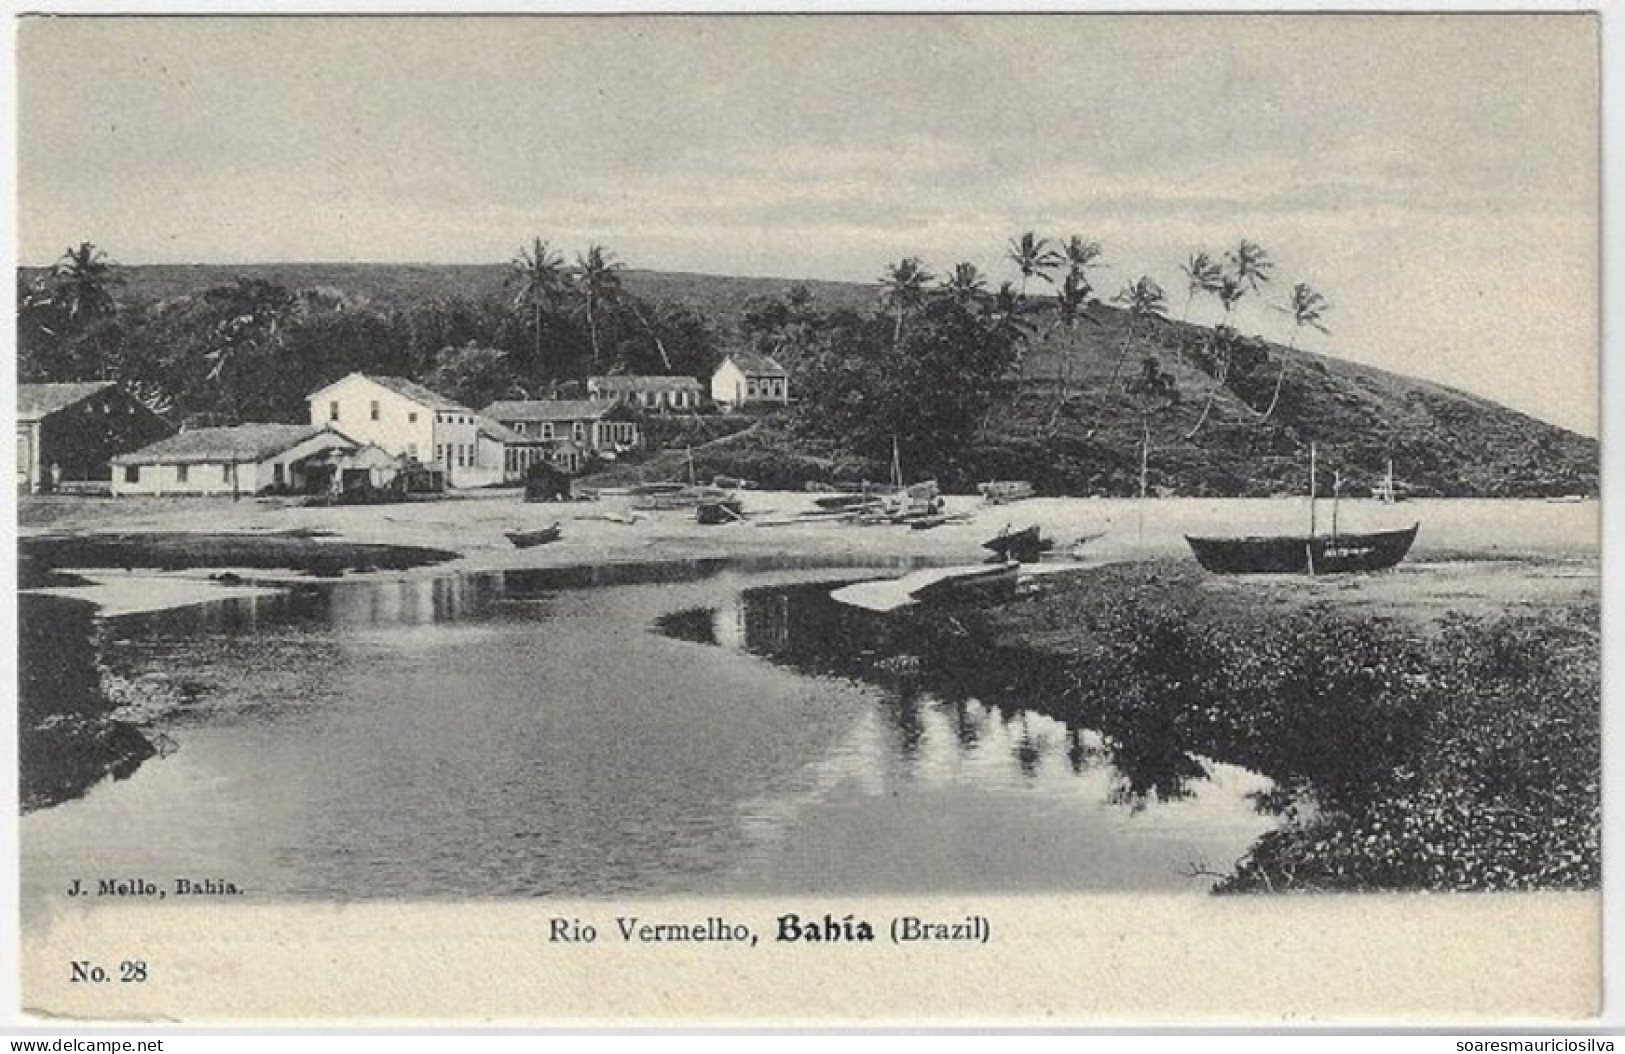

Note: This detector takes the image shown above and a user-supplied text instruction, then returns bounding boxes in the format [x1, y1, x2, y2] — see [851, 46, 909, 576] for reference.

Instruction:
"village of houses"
[17, 353, 790, 500]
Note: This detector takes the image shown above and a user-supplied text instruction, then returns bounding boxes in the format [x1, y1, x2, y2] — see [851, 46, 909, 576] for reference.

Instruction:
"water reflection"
[656, 580, 1239, 811]
[24, 561, 1279, 903]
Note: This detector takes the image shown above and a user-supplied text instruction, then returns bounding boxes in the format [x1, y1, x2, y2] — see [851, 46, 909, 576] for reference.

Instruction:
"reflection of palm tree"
[508, 237, 566, 376]
[1258, 282, 1331, 422]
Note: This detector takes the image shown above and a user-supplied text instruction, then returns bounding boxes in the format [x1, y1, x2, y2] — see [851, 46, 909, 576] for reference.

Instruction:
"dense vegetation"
[18, 236, 1596, 497]
[890, 563, 1599, 892]
[18, 593, 155, 810]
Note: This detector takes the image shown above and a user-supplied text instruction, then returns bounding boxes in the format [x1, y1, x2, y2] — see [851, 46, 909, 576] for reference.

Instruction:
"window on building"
[515, 422, 527, 434]
[370, 400, 380, 421]
[436, 444, 444, 464]
[124, 465, 139, 484]
[409, 412, 418, 424]
[330, 401, 340, 421]
[274, 464, 285, 485]
[222, 464, 232, 482]
[542, 423, 554, 439]
[176, 464, 189, 483]
[407, 443, 418, 460]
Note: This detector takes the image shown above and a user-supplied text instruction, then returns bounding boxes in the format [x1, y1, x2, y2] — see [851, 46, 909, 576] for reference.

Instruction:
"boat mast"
[1308, 442, 1318, 538]
[1331, 470, 1341, 540]
[1307, 443, 1318, 575]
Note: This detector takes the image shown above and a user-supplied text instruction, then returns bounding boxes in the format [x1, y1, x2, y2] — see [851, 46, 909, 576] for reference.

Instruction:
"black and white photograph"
[7, 11, 1605, 1025]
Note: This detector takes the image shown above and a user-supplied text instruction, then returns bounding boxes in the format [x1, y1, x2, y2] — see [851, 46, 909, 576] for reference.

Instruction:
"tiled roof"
[721, 351, 787, 376]
[475, 416, 524, 443]
[17, 381, 117, 421]
[112, 424, 346, 465]
[308, 373, 470, 412]
[589, 375, 704, 392]
[483, 399, 621, 423]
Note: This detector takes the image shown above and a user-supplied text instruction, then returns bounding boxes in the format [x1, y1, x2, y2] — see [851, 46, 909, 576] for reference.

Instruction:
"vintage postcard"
[7, 11, 1605, 1026]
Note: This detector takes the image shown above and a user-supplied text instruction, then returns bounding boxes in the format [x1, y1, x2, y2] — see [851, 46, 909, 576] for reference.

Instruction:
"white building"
[305, 373, 503, 488]
[482, 399, 641, 475]
[111, 424, 357, 497]
[710, 352, 789, 409]
[587, 375, 705, 412]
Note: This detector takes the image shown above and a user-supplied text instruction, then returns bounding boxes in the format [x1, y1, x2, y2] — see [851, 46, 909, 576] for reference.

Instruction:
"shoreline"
[16, 490, 1602, 621]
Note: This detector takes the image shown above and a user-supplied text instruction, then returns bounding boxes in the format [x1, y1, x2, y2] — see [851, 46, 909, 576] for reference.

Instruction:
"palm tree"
[1060, 235, 1105, 278]
[940, 262, 987, 307]
[1183, 273, 1247, 439]
[49, 242, 123, 323]
[508, 238, 566, 375]
[574, 244, 624, 368]
[1006, 232, 1061, 299]
[1044, 269, 1101, 434]
[879, 256, 934, 348]
[1175, 250, 1222, 365]
[1258, 282, 1331, 422]
[1105, 276, 1168, 387]
[1227, 239, 1274, 294]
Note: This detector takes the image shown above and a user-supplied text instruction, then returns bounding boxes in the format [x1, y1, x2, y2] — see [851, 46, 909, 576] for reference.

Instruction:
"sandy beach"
[19, 489, 1600, 618]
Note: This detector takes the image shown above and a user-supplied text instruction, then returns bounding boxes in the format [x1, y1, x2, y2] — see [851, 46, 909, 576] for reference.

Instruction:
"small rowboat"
[505, 522, 562, 548]
[982, 524, 1052, 563]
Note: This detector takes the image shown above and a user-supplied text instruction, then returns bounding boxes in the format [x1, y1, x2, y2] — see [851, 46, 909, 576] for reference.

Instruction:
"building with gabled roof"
[587, 374, 705, 412]
[17, 381, 175, 494]
[111, 424, 357, 497]
[711, 352, 789, 409]
[305, 372, 502, 487]
[482, 399, 641, 476]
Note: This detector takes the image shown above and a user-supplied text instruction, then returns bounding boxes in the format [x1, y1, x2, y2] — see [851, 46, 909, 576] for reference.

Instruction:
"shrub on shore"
[940, 565, 1600, 892]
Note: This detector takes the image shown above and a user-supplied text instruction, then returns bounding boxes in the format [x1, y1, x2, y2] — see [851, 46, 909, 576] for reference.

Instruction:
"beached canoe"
[1185, 523, 1419, 574]
[506, 523, 562, 548]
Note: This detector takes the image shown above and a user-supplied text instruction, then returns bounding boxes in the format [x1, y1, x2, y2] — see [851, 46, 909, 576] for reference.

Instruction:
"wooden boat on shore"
[982, 524, 1052, 563]
[696, 499, 745, 525]
[978, 480, 1034, 505]
[506, 522, 562, 548]
[632, 484, 731, 510]
[1186, 444, 1419, 574]
[1186, 523, 1419, 574]
[814, 492, 886, 511]
[909, 562, 1020, 605]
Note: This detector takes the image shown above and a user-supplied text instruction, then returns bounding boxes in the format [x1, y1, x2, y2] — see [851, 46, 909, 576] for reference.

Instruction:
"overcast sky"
[16, 14, 1599, 434]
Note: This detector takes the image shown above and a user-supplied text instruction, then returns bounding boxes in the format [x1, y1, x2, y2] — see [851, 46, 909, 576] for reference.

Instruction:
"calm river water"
[21, 561, 1280, 905]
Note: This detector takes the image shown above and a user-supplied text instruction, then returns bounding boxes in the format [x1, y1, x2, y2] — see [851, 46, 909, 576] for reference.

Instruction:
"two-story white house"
[710, 352, 789, 409]
[305, 373, 503, 488]
[482, 399, 641, 476]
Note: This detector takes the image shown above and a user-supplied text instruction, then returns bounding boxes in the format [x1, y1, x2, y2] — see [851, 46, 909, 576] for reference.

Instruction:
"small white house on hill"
[111, 425, 356, 497]
[711, 352, 789, 409]
[305, 372, 502, 488]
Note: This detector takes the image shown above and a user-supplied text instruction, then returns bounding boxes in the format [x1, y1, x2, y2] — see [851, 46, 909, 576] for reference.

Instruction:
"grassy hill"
[57, 261, 879, 322]
[31, 262, 1597, 498]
